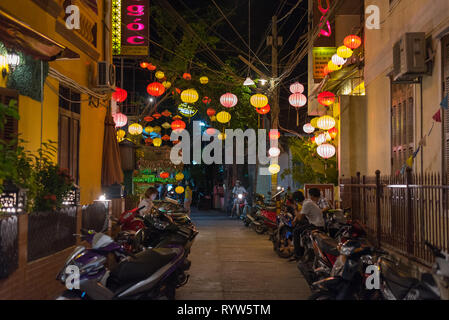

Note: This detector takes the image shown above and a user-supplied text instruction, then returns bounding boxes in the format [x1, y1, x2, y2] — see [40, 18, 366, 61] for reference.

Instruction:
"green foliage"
[281, 137, 338, 186]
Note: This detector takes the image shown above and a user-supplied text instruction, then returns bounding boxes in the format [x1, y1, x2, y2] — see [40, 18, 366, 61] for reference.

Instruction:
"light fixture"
[7, 53, 20, 70]
[243, 77, 255, 86]
[259, 78, 268, 86]
[98, 194, 106, 201]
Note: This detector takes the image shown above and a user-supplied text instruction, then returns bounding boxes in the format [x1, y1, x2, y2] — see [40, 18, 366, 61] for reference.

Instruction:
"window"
[391, 83, 414, 174]
[58, 85, 80, 184]
[0, 88, 18, 145]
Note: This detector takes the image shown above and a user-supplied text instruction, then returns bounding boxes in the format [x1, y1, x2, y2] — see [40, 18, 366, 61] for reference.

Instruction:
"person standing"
[184, 183, 193, 216]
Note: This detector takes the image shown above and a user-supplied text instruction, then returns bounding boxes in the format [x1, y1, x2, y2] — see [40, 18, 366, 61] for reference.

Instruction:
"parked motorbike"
[272, 210, 295, 258]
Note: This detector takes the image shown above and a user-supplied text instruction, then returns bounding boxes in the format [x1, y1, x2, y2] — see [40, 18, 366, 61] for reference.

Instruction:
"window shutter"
[442, 35, 449, 183]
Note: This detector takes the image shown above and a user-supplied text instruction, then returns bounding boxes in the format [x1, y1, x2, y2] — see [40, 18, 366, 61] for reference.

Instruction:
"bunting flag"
[433, 109, 442, 122]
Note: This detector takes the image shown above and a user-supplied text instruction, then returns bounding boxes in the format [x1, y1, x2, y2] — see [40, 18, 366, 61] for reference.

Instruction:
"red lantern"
[202, 96, 212, 104]
[162, 134, 171, 141]
[140, 62, 149, 68]
[144, 116, 154, 122]
[161, 110, 172, 117]
[172, 120, 186, 131]
[112, 87, 127, 103]
[257, 104, 270, 115]
[269, 131, 280, 140]
[152, 113, 161, 119]
[183, 73, 192, 80]
[344, 35, 362, 50]
[113, 112, 128, 128]
[311, 136, 316, 144]
[160, 172, 170, 179]
[147, 82, 165, 97]
[145, 137, 153, 145]
[220, 93, 238, 108]
[317, 91, 335, 106]
[206, 108, 216, 117]
[328, 127, 338, 139]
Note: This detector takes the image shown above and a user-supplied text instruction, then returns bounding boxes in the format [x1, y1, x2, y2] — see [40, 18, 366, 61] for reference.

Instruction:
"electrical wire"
[277, 0, 303, 23]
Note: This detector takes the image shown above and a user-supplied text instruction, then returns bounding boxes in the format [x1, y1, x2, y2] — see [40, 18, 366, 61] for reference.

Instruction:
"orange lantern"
[256, 104, 270, 115]
[152, 113, 161, 119]
[207, 108, 216, 117]
[112, 87, 127, 103]
[140, 62, 149, 68]
[328, 127, 338, 139]
[172, 115, 182, 120]
[172, 120, 186, 131]
[161, 110, 172, 117]
[144, 116, 154, 122]
[160, 172, 170, 179]
[183, 73, 191, 80]
[162, 134, 171, 141]
[147, 63, 157, 71]
[317, 91, 335, 106]
[147, 82, 165, 97]
[344, 35, 362, 50]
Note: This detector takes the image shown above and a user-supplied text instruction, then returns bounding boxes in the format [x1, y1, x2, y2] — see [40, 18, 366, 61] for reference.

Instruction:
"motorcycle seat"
[108, 248, 179, 290]
[379, 256, 420, 299]
[313, 232, 339, 256]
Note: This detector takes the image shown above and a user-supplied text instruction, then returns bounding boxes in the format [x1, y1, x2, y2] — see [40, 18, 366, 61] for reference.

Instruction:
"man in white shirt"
[231, 180, 247, 216]
[300, 188, 325, 227]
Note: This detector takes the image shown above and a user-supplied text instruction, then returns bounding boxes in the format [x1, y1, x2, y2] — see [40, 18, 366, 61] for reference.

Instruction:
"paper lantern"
[147, 82, 165, 97]
[310, 117, 319, 128]
[332, 54, 347, 66]
[155, 71, 165, 79]
[202, 96, 211, 104]
[113, 112, 128, 128]
[181, 89, 199, 104]
[147, 63, 157, 71]
[144, 126, 153, 134]
[290, 82, 304, 94]
[210, 115, 216, 122]
[153, 138, 162, 147]
[268, 164, 280, 175]
[317, 91, 335, 106]
[162, 81, 171, 89]
[329, 127, 338, 139]
[344, 35, 362, 50]
[250, 94, 268, 108]
[128, 123, 143, 135]
[303, 123, 315, 134]
[175, 186, 185, 194]
[152, 126, 161, 133]
[337, 46, 353, 59]
[325, 131, 332, 142]
[317, 143, 336, 159]
[140, 62, 149, 68]
[183, 73, 192, 80]
[220, 93, 238, 108]
[269, 131, 280, 140]
[145, 137, 153, 145]
[217, 111, 231, 124]
[112, 87, 127, 103]
[311, 136, 316, 144]
[218, 132, 226, 140]
[268, 147, 280, 157]
[171, 120, 186, 131]
[117, 129, 126, 142]
[315, 133, 326, 146]
[152, 113, 161, 119]
[144, 116, 154, 122]
[161, 110, 172, 117]
[160, 172, 170, 179]
[173, 115, 182, 120]
[257, 104, 270, 115]
[175, 172, 184, 181]
[328, 60, 342, 72]
[206, 108, 216, 117]
[289, 93, 307, 108]
[200, 76, 209, 84]
[206, 128, 217, 135]
[317, 116, 336, 130]
[178, 103, 198, 118]
[162, 134, 171, 141]
[161, 122, 171, 129]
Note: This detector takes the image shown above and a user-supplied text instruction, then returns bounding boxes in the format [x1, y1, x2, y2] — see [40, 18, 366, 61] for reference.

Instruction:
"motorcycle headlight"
[238, 194, 243, 199]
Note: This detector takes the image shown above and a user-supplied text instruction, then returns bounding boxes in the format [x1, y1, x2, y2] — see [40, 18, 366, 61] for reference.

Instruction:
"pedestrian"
[184, 182, 193, 216]
[138, 187, 158, 216]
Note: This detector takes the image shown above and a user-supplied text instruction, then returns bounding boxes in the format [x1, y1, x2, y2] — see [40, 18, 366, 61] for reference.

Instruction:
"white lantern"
[315, 133, 326, 146]
[268, 147, 280, 157]
[290, 82, 304, 94]
[303, 123, 315, 134]
[331, 54, 347, 66]
[317, 144, 336, 159]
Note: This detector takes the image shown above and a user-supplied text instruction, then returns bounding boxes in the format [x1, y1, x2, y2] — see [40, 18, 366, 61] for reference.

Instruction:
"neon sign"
[318, 0, 331, 37]
[112, 0, 149, 56]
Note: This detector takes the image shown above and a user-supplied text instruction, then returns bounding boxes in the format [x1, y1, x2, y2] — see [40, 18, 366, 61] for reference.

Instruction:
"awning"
[0, 9, 79, 61]
[102, 110, 124, 186]
[309, 63, 362, 98]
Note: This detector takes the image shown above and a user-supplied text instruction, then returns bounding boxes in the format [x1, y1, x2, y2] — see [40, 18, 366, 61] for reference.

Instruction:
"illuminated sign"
[112, 0, 149, 56]
[318, 0, 331, 37]
[313, 47, 336, 81]
[178, 103, 198, 118]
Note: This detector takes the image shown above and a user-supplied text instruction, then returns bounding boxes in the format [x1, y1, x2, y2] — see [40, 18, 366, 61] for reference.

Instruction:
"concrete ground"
[176, 209, 311, 300]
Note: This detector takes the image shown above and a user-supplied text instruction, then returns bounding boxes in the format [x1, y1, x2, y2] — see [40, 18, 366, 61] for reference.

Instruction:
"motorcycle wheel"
[308, 292, 335, 300]
[276, 228, 294, 259]
[254, 224, 265, 234]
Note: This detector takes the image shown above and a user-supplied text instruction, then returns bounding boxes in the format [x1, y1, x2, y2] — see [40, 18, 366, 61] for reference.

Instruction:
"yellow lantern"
[117, 129, 126, 142]
[217, 111, 231, 124]
[210, 115, 217, 122]
[175, 172, 184, 181]
[337, 46, 353, 59]
[128, 123, 143, 135]
[317, 115, 336, 131]
[153, 126, 161, 133]
[175, 186, 185, 194]
[250, 94, 268, 108]
[153, 137, 162, 147]
[268, 164, 280, 175]
[199, 76, 209, 84]
[218, 132, 226, 140]
[328, 60, 342, 72]
[161, 122, 171, 130]
[144, 126, 153, 134]
[310, 117, 320, 128]
[155, 71, 165, 79]
[181, 89, 199, 104]
[162, 81, 171, 88]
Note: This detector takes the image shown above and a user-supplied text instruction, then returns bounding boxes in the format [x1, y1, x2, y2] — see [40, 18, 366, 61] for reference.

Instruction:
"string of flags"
[398, 94, 447, 175]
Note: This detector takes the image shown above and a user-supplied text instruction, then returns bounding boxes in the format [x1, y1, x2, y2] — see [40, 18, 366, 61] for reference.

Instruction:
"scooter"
[231, 193, 247, 219]
[272, 210, 295, 258]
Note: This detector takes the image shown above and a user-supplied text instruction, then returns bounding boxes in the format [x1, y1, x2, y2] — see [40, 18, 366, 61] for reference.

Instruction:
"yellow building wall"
[1, 0, 109, 204]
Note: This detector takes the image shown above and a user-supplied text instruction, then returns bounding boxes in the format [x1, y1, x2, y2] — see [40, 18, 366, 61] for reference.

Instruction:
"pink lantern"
[220, 93, 238, 108]
[113, 112, 128, 128]
[289, 93, 307, 108]
[290, 82, 304, 94]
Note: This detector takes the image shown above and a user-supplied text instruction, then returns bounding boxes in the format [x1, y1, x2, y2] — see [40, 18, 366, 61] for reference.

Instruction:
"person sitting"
[138, 187, 158, 216]
[231, 180, 247, 216]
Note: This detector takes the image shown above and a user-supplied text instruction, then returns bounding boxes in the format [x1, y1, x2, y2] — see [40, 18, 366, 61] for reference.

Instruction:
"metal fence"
[27, 207, 77, 262]
[340, 169, 449, 266]
[0, 215, 18, 278]
[81, 201, 109, 232]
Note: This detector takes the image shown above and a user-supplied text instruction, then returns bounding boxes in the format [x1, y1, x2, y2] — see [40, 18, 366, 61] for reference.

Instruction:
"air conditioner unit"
[393, 33, 427, 81]
[96, 61, 116, 90]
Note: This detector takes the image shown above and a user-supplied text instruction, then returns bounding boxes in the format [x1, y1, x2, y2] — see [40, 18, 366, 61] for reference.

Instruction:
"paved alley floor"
[176, 209, 311, 300]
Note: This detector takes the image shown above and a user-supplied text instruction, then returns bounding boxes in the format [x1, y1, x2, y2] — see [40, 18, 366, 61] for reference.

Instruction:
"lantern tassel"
[296, 109, 299, 126]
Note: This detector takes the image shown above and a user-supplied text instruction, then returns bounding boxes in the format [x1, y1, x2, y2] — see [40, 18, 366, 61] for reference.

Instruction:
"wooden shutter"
[0, 88, 18, 144]
[442, 35, 449, 183]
